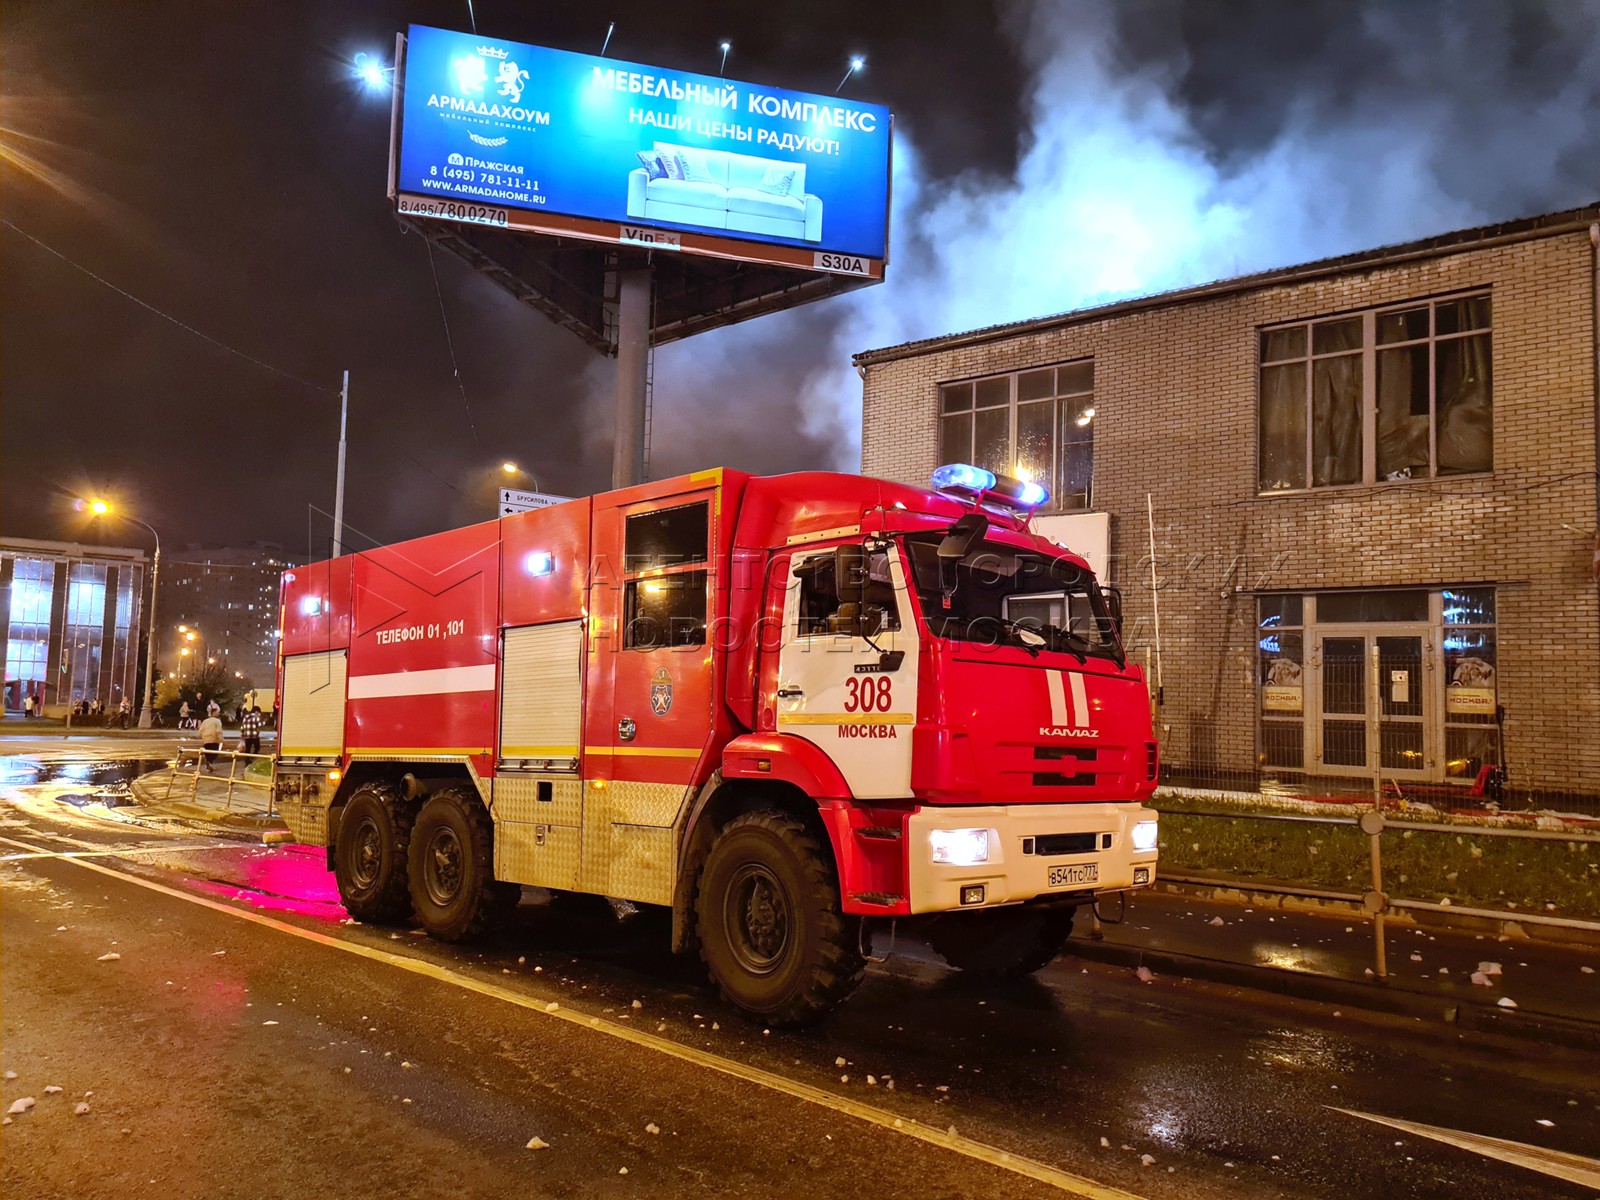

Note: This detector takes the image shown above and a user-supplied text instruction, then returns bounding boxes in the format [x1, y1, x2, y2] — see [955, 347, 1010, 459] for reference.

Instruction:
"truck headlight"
[929, 828, 990, 866]
[1131, 820, 1159, 853]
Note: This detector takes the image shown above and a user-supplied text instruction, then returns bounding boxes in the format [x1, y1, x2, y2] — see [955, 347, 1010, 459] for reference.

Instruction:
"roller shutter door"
[500, 621, 583, 767]
[279, 651, 347, 759]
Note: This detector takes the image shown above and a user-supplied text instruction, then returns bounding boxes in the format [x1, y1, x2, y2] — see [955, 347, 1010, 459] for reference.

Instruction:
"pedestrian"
[179, 700, 191, 728]
[23, 694, 34, 719]
[198, 712, 224, 769]
[240, 706, 263, 756]
[118, 697, 133, 729]
[206, 696, 220, 719]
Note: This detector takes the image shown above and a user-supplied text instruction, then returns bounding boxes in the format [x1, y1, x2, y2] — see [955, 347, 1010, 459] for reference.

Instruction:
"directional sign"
[500, 488, 571, 516]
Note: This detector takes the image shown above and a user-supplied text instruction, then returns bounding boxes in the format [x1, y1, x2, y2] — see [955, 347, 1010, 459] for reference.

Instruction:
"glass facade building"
[1, 538, 147, 714]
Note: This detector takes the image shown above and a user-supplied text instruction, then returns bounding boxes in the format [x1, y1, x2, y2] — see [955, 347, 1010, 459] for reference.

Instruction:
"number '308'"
[844, 676, 893, 712]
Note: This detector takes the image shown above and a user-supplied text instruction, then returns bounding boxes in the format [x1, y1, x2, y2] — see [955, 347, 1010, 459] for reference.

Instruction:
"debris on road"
[75, 1102, 91, 1115]
[526, 1137, 550, 1150]
[1136, 966, 1154, 983]
[1497, 997, 1518, 1009]
[1140, 1154, 1156, 1167]
[43, 1085, 62, 1094]
[8, 1097, 36, 1114]
[645, 1122, 660, 1135]
[96, 952, 120, 962]
[1477, 961, 1503, 976]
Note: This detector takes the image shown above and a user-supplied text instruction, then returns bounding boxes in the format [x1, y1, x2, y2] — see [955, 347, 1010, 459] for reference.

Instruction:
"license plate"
[1048, 863, 1099, 888]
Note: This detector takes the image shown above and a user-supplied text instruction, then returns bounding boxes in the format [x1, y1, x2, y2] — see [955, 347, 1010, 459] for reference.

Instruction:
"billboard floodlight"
[837, 55, 865, 93]
[354, 52, 393, 93]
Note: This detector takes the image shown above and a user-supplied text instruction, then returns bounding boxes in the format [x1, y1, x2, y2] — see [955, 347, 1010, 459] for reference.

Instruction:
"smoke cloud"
[632, 0, 1600, 478]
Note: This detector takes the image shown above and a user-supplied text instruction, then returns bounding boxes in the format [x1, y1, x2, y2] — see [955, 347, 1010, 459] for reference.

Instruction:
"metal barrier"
[163, 745, 275, 814]
[1156, 806, 1600, 977]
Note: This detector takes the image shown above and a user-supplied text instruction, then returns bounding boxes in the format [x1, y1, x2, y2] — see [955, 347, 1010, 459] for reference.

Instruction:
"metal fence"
[1153, 806, 1600, 977]
[164, 745, 276, 814]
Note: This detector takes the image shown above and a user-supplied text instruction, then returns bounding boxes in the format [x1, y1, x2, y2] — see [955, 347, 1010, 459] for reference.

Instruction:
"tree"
[155, 662, 244, 721]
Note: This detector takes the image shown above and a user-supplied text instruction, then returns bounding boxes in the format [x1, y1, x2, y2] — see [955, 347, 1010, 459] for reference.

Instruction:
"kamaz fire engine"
[273, 465, 1160, 1024]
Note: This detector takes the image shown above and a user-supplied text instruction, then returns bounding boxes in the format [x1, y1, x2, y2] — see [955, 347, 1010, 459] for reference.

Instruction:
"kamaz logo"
[1040, 726, 1101, 739]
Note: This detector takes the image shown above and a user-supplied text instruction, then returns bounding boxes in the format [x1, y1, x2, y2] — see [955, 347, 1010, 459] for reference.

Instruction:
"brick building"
[856, 205, 1600, 806]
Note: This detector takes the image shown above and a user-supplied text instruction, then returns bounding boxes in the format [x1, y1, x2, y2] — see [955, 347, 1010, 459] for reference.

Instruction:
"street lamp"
[502, 461, 519, 475]
[719, 41, 731, 75]
[86, 499, 162, 728]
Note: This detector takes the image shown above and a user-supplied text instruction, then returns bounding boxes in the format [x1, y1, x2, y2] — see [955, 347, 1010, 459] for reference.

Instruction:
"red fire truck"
[273, 465, 1159, 1024]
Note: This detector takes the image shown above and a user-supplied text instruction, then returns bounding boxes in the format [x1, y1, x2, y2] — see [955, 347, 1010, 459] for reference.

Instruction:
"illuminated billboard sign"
[393, 25, 892, 276]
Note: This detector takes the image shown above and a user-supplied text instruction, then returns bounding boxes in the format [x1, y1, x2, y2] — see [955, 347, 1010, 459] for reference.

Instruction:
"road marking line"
[0, 833, 1144, 1199]
[1329, 1106, 1600, 1190]
[0, 843, 227, 863]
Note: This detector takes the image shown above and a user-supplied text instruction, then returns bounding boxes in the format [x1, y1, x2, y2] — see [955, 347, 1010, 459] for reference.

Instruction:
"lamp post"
[89, 501, 162, 728]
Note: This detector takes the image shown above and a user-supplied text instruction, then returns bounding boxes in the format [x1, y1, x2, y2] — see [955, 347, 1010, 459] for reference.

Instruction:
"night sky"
[4, 0, 1597, 559]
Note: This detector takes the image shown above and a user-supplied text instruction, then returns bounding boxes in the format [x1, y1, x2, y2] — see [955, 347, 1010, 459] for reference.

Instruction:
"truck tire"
[407, 788, 521, 942]
[334, 784, 414, 924]
[696, 810, 864, 1026]
[928, 906, 1080, 979]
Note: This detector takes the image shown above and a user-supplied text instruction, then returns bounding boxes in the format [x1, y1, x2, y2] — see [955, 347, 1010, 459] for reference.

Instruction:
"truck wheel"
[407, 788, 520, 942]
[334, 784, 414, 924]
[928, 906, 1080, 979]
[696, 810, 864, 1026]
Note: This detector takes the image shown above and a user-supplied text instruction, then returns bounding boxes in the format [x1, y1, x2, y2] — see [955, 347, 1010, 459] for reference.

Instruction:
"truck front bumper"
[905, 802, 1158, 915]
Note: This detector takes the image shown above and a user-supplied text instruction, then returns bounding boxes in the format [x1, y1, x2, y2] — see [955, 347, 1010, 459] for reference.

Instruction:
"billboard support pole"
[612, 266, 651, 489]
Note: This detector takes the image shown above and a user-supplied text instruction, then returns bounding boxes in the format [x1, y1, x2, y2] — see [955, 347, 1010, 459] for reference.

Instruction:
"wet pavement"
[3, 738, 1598, 1199]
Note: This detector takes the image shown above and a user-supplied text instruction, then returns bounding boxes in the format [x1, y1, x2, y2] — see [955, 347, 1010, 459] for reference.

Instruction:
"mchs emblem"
[649, 667, 674, 716]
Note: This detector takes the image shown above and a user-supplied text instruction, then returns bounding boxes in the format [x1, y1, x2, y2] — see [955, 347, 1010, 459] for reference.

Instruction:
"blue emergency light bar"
[931, 463, 1050, 511]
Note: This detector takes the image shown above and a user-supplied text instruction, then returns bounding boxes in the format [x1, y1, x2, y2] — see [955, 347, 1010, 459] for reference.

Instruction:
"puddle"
[0, 758, 171, 787]
[54, 791, 136, 810]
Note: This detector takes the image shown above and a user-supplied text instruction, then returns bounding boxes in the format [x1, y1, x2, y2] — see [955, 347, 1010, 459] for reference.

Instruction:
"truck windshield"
[901, 533, 1123, 663]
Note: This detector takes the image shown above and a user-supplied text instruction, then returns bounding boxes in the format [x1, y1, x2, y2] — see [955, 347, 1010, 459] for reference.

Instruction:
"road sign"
[500, 488, 571, 516]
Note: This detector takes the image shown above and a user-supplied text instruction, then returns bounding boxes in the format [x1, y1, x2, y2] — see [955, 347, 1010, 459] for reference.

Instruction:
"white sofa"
[627, 142, 823, 243]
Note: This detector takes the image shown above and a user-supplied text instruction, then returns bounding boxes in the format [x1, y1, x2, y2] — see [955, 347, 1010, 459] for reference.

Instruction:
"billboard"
[393, 25, 892, 276]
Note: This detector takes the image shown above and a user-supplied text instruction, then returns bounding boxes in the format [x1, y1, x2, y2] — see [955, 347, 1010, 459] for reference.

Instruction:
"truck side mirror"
[834, 544, 866, 604]
[1103, 586, 1124, 641]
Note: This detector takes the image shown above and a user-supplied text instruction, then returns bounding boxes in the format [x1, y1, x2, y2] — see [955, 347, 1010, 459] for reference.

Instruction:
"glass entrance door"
[1313, 631, 1432, 779]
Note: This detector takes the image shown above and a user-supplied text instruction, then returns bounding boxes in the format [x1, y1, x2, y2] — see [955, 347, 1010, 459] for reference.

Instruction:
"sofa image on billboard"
[627, 142, 823, 243]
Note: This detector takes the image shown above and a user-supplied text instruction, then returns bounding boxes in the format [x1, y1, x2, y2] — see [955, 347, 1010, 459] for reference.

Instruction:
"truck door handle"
[776, 686, 804, 698]
[618, 717, 636, 742]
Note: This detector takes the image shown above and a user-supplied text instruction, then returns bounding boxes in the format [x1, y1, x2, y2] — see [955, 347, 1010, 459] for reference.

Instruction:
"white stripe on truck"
[346, 664, 497, 700]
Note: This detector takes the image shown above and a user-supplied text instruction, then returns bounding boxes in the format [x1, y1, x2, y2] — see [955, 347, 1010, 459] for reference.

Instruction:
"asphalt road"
[3, 740, 1597, 1200]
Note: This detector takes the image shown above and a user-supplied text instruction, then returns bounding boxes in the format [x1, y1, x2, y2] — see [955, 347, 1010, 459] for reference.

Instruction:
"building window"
[1257, 595, 1304, 769]
[1442, 587, 1497, 782]
[1259, 293, 1491, 492]
[939, 360, 1095, 510]
[62, 562, 107, 704]
[6, 558, 54, 705]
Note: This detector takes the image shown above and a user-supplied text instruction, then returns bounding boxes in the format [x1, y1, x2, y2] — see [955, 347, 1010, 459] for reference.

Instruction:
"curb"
[1070, 939, 1600, 1051]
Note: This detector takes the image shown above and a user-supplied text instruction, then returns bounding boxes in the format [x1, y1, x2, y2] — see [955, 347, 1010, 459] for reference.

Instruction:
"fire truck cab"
[273, 466, 1159, 1024]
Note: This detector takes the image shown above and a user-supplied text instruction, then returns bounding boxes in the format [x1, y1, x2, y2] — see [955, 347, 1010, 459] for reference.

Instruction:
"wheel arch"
[670, 773, 845, 954]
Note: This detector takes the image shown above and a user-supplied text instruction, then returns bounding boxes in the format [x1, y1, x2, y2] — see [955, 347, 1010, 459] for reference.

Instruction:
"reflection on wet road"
[4, 744, 1597, 1200]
